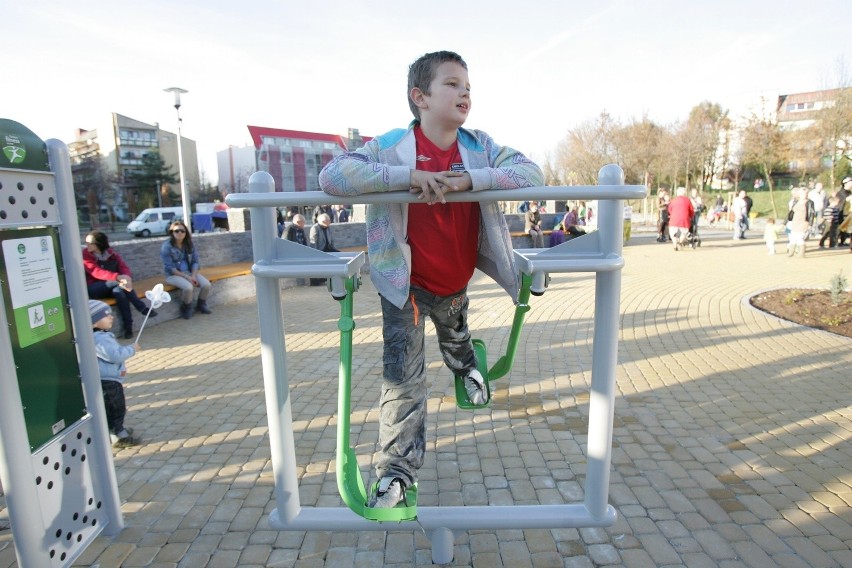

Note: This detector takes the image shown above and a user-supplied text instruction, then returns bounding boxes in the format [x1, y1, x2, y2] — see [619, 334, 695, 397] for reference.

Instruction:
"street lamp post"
[164, 87, 191, 231]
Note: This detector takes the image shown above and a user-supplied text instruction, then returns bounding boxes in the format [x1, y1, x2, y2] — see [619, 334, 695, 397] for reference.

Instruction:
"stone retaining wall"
[109, 212, 562, 282]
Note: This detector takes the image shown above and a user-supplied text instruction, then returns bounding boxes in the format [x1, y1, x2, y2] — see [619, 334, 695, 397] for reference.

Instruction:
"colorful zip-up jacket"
[319, 124, 543, 308]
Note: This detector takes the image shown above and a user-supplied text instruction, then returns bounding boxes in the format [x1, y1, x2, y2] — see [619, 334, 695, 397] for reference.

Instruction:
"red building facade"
[247, 126, 370, 192]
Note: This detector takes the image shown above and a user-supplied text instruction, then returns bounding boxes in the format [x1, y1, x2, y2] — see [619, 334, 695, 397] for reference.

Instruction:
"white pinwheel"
[145, 283, 172, 309]
[135, 283, 172, 343]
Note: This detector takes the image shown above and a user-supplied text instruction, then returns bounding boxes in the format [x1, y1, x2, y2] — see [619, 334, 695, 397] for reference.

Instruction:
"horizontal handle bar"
[226, 185, 646, 208]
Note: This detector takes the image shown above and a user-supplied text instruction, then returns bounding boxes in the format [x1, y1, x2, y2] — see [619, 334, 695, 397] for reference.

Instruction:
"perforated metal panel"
[0, 168, 60, 228]
[31, 416, 109, 567]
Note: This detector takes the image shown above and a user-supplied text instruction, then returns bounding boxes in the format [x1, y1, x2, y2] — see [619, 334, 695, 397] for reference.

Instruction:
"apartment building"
[775, 88, 847, 174]
[68, 113, 199, 219]
[776, 89, 840, 130]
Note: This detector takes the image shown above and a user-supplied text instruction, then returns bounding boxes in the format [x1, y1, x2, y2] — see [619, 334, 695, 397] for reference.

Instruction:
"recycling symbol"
[3, 145, 26, 164]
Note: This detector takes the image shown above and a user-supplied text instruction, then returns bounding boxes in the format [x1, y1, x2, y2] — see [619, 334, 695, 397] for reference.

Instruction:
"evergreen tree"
[128, 151, 179, 209]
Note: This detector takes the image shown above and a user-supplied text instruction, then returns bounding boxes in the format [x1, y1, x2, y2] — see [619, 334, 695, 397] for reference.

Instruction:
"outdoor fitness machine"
[0, 120, 123, 567]
[334, 267, 535, 523]
[226, 165, 646, 563]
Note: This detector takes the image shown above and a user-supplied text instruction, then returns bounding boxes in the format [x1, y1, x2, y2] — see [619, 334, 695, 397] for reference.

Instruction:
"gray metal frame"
[0, 139, 123, 568]
[226, 164, 645, 564]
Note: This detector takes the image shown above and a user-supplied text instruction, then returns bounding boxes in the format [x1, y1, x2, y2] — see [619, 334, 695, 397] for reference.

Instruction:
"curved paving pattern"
[1, 229, 850, 567]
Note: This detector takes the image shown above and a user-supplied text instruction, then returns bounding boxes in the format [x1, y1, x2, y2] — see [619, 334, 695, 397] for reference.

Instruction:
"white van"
[126, 207, 183, 237]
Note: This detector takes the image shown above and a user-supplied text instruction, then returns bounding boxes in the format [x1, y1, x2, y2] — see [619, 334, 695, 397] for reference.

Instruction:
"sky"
[4, 0, 849, 185]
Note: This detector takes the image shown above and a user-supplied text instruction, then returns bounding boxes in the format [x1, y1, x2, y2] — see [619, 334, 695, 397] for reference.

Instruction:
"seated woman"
[561, 206, 586, 240]
[83, 231, 156, 339]
[160, 220, 213, 319]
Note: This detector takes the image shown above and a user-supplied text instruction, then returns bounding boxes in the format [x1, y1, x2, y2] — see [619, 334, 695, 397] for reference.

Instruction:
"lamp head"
[164, 87, 188, 109]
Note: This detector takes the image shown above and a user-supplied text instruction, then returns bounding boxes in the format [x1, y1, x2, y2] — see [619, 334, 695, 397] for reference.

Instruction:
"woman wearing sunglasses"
[160, 220, 213, 319]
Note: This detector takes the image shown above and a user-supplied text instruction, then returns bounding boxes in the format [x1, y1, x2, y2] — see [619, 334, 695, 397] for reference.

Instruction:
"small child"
[89, 300, 141, 448]
[763, 217, 778, 254]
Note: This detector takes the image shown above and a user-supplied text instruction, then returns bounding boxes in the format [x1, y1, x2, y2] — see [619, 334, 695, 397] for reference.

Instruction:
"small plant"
[783, 290, 803, 305]
[821, 315, 844, 327]
[830, 270, 848, 307]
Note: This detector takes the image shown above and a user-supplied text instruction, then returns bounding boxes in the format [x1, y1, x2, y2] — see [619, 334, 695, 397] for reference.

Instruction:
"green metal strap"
[335, 276, 417, 521]
[487, 272, 533, 381]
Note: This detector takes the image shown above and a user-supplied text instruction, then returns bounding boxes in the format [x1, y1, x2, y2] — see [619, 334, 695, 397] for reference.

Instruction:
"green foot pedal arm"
[455, 272, 533, 408]
[335, 276, 417, 521]
[487, 272, 533, 381]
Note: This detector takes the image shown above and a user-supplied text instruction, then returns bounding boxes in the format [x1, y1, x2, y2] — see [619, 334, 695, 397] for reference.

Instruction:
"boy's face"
[94, 313, 114, 330]
[412, 61, 470, 128]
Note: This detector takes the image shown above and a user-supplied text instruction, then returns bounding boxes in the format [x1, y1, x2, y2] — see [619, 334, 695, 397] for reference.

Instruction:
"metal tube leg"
[429, 527, 455, 564]
[249, 172, 302, 523]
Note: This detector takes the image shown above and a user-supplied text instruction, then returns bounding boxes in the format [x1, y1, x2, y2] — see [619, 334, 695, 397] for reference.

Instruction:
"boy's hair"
[407, 50, 467, 121]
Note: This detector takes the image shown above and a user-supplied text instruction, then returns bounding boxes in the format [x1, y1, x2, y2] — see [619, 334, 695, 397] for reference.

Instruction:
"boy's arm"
[95, 337, 136, 364]
[319, 142, 411, 197]
[466, 133, 544, 192]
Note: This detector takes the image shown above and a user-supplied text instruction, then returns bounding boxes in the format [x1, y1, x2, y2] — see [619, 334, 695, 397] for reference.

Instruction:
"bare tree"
[740, 102, 790, 218]
[553, 111, 620, 185]
[812, 87, 852, 190]
[541, 154, 563, 186]
[72, 156, 119, 226]
[686, 102, 731, 190]
[613, 116, 663, 188]
[654, 124, 682, 190]
[787, 124, 825, 184]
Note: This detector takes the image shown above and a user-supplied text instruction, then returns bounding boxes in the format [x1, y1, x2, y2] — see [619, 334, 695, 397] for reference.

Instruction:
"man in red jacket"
[667, 187, 695, 251]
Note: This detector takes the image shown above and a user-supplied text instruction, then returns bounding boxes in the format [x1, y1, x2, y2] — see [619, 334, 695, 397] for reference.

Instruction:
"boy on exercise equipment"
[319, 50, 542, 509]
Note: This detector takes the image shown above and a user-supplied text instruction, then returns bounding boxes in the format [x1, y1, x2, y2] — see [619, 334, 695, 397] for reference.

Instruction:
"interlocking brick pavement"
[1, 229, 850, 567]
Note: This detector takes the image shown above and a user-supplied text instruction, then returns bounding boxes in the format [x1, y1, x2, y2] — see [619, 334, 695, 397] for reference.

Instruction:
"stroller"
[685, 213, 702, 248]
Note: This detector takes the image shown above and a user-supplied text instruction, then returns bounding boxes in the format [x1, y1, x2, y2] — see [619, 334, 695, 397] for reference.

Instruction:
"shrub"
[830, 271, 848, 307]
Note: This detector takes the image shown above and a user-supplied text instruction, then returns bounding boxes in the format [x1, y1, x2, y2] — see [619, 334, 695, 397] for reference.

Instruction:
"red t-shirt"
[408, 126, 480, 296]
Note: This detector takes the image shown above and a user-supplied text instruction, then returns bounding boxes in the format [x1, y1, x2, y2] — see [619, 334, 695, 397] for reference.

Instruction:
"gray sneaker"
[464, 369, 488, 405]
[109, 427, 134, 444]
[368, 477, 405, 508]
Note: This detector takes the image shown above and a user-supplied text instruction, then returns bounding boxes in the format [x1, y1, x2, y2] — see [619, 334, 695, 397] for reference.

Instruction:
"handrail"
[226, 184, 646, 209]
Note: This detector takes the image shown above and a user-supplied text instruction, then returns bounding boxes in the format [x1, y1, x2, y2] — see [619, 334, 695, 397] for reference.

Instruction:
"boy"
[89, 299, 141, 448]
[819, 195, 840, 249]
[319, 50, 543, 508]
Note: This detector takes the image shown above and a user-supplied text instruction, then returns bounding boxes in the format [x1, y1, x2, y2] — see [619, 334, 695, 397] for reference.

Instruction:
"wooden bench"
[510, 229, 555, 239]
[99, 261, 254, 306]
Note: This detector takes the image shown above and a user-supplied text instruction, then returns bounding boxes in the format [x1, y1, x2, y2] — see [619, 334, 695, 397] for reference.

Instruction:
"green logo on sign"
[17, 244, 26, 254]
[3, 145, 26, 164]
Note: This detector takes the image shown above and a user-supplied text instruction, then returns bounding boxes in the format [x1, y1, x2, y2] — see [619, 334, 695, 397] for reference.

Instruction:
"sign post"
[0, 119, 122, 567]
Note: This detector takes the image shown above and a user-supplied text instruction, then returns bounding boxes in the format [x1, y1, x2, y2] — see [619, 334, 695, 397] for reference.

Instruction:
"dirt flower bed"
[750, 288, 852, 338]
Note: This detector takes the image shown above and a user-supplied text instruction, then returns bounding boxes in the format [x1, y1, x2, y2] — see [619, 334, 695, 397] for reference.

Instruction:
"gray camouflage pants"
[377, 286, 477, 487]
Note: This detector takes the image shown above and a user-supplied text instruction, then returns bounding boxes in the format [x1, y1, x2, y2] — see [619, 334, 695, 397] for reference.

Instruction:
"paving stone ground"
[1, 227, 851, 567]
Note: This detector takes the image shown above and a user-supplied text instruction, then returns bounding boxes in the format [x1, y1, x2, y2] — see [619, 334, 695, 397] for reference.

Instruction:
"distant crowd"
[654, 178, 852, 257]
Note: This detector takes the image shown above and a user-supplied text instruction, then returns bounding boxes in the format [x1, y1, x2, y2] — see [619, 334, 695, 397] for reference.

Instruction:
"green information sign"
[2, 235, 67, 347]
[0, 119, 49, 171]
[0, 228, 86, 450]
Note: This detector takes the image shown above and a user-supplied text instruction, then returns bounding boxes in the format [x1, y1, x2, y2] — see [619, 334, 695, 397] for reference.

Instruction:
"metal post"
[248, 171, 302, 523]
[584, 164, 623, 519]
[48, 139, 124, 534]
[165, 87, 191, 232]
[0, 303, 45, 568]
